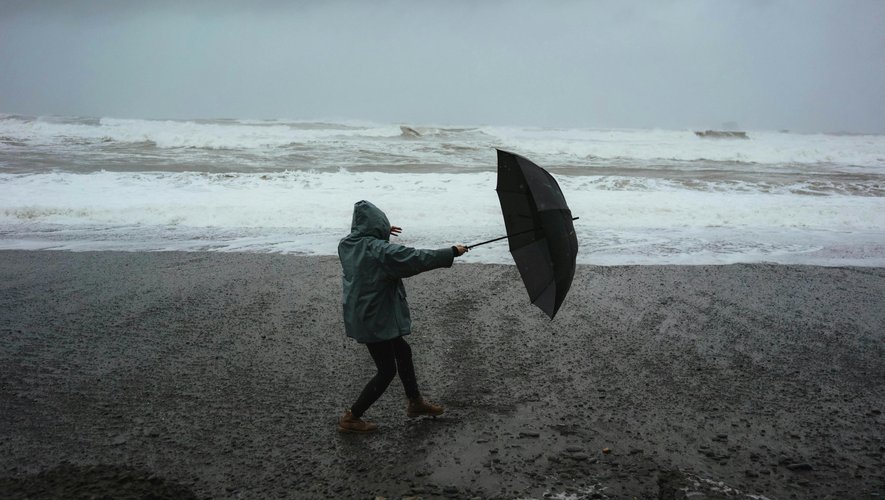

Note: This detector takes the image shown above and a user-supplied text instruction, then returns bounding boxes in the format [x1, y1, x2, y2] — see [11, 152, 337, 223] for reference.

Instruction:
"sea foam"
[2, 170, 883, 265]
[2, 115, 884, 168]
[1, 115, 883, 265]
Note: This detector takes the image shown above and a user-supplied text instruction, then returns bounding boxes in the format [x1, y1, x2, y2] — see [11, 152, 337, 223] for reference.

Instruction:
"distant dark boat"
[695, 130, 749, 139]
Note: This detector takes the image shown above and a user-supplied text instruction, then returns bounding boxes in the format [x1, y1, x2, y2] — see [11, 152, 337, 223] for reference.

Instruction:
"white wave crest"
[0, 116, 404, 149]
[1, 116, 884, 168]
[482, 126, 885, 169]
[1, 170, 883, 265]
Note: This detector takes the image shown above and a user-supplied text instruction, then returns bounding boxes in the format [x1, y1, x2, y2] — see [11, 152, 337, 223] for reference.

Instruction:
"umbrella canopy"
[495, 149, 578, 319]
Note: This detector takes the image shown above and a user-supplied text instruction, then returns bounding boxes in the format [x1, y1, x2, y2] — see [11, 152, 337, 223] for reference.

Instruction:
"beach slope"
[1, 251, 883, 498]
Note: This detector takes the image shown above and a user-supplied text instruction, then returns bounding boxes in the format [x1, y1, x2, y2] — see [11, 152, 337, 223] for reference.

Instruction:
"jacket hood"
[349, 200, 390, 241]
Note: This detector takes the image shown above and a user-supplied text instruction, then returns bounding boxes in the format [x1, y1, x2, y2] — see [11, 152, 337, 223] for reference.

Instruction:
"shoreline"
[1, 250, 883, 498]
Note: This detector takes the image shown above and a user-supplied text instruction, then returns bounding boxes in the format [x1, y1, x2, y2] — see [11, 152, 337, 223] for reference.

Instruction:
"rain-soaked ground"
[1, 251, 883, 499]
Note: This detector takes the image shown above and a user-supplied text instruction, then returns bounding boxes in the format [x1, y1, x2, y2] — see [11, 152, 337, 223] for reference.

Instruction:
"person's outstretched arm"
[373, 241, 468, 279]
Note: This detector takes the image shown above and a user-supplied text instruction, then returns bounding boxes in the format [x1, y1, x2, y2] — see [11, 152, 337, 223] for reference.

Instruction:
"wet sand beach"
[1, 251, 883, 499]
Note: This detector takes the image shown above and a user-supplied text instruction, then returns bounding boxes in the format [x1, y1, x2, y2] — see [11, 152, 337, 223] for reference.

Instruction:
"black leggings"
[350, 336, 420, 418]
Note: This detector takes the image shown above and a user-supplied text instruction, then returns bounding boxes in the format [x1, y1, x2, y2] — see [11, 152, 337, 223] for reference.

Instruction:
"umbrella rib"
[530, 280, 556, 305]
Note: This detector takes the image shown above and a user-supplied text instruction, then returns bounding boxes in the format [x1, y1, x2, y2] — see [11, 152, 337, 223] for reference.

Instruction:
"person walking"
[337, 200, 468, 433]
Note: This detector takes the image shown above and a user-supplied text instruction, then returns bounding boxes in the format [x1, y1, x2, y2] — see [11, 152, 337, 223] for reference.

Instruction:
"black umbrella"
[469, 149, 578, 319]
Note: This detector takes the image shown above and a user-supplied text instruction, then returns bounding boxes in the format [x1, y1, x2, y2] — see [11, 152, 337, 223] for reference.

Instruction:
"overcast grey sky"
[1, 0, 883, 132]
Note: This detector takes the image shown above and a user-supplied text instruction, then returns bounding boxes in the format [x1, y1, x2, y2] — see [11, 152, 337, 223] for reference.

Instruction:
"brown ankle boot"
[338, 410, 378, 433]
[407, 398, 444, 418]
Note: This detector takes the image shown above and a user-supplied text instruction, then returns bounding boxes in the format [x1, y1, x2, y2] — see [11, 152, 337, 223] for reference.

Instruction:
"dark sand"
[1, 251, 883, 499]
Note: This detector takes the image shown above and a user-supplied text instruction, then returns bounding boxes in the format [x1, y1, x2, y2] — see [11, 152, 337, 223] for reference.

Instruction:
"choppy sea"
[1, 114, 883, 266]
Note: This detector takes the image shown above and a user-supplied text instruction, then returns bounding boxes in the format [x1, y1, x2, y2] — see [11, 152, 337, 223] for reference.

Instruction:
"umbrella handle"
[467, 217, 579, 250]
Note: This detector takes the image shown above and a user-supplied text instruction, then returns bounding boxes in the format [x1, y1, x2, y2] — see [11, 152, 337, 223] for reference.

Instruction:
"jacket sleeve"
[372, 241, 455, 279]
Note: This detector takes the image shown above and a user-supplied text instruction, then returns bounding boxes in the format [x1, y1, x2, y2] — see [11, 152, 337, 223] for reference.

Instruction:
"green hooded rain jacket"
[338, 201, 455, 344]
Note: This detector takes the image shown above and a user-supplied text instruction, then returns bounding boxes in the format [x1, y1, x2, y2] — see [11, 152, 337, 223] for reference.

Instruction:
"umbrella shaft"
[467, 217, 578, 250]
[466, 233, 514, 249]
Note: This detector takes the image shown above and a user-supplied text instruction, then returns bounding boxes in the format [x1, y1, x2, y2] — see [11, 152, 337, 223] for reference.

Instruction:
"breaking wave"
[1, 114, 883, 169]
[1, 114, 883, 265]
